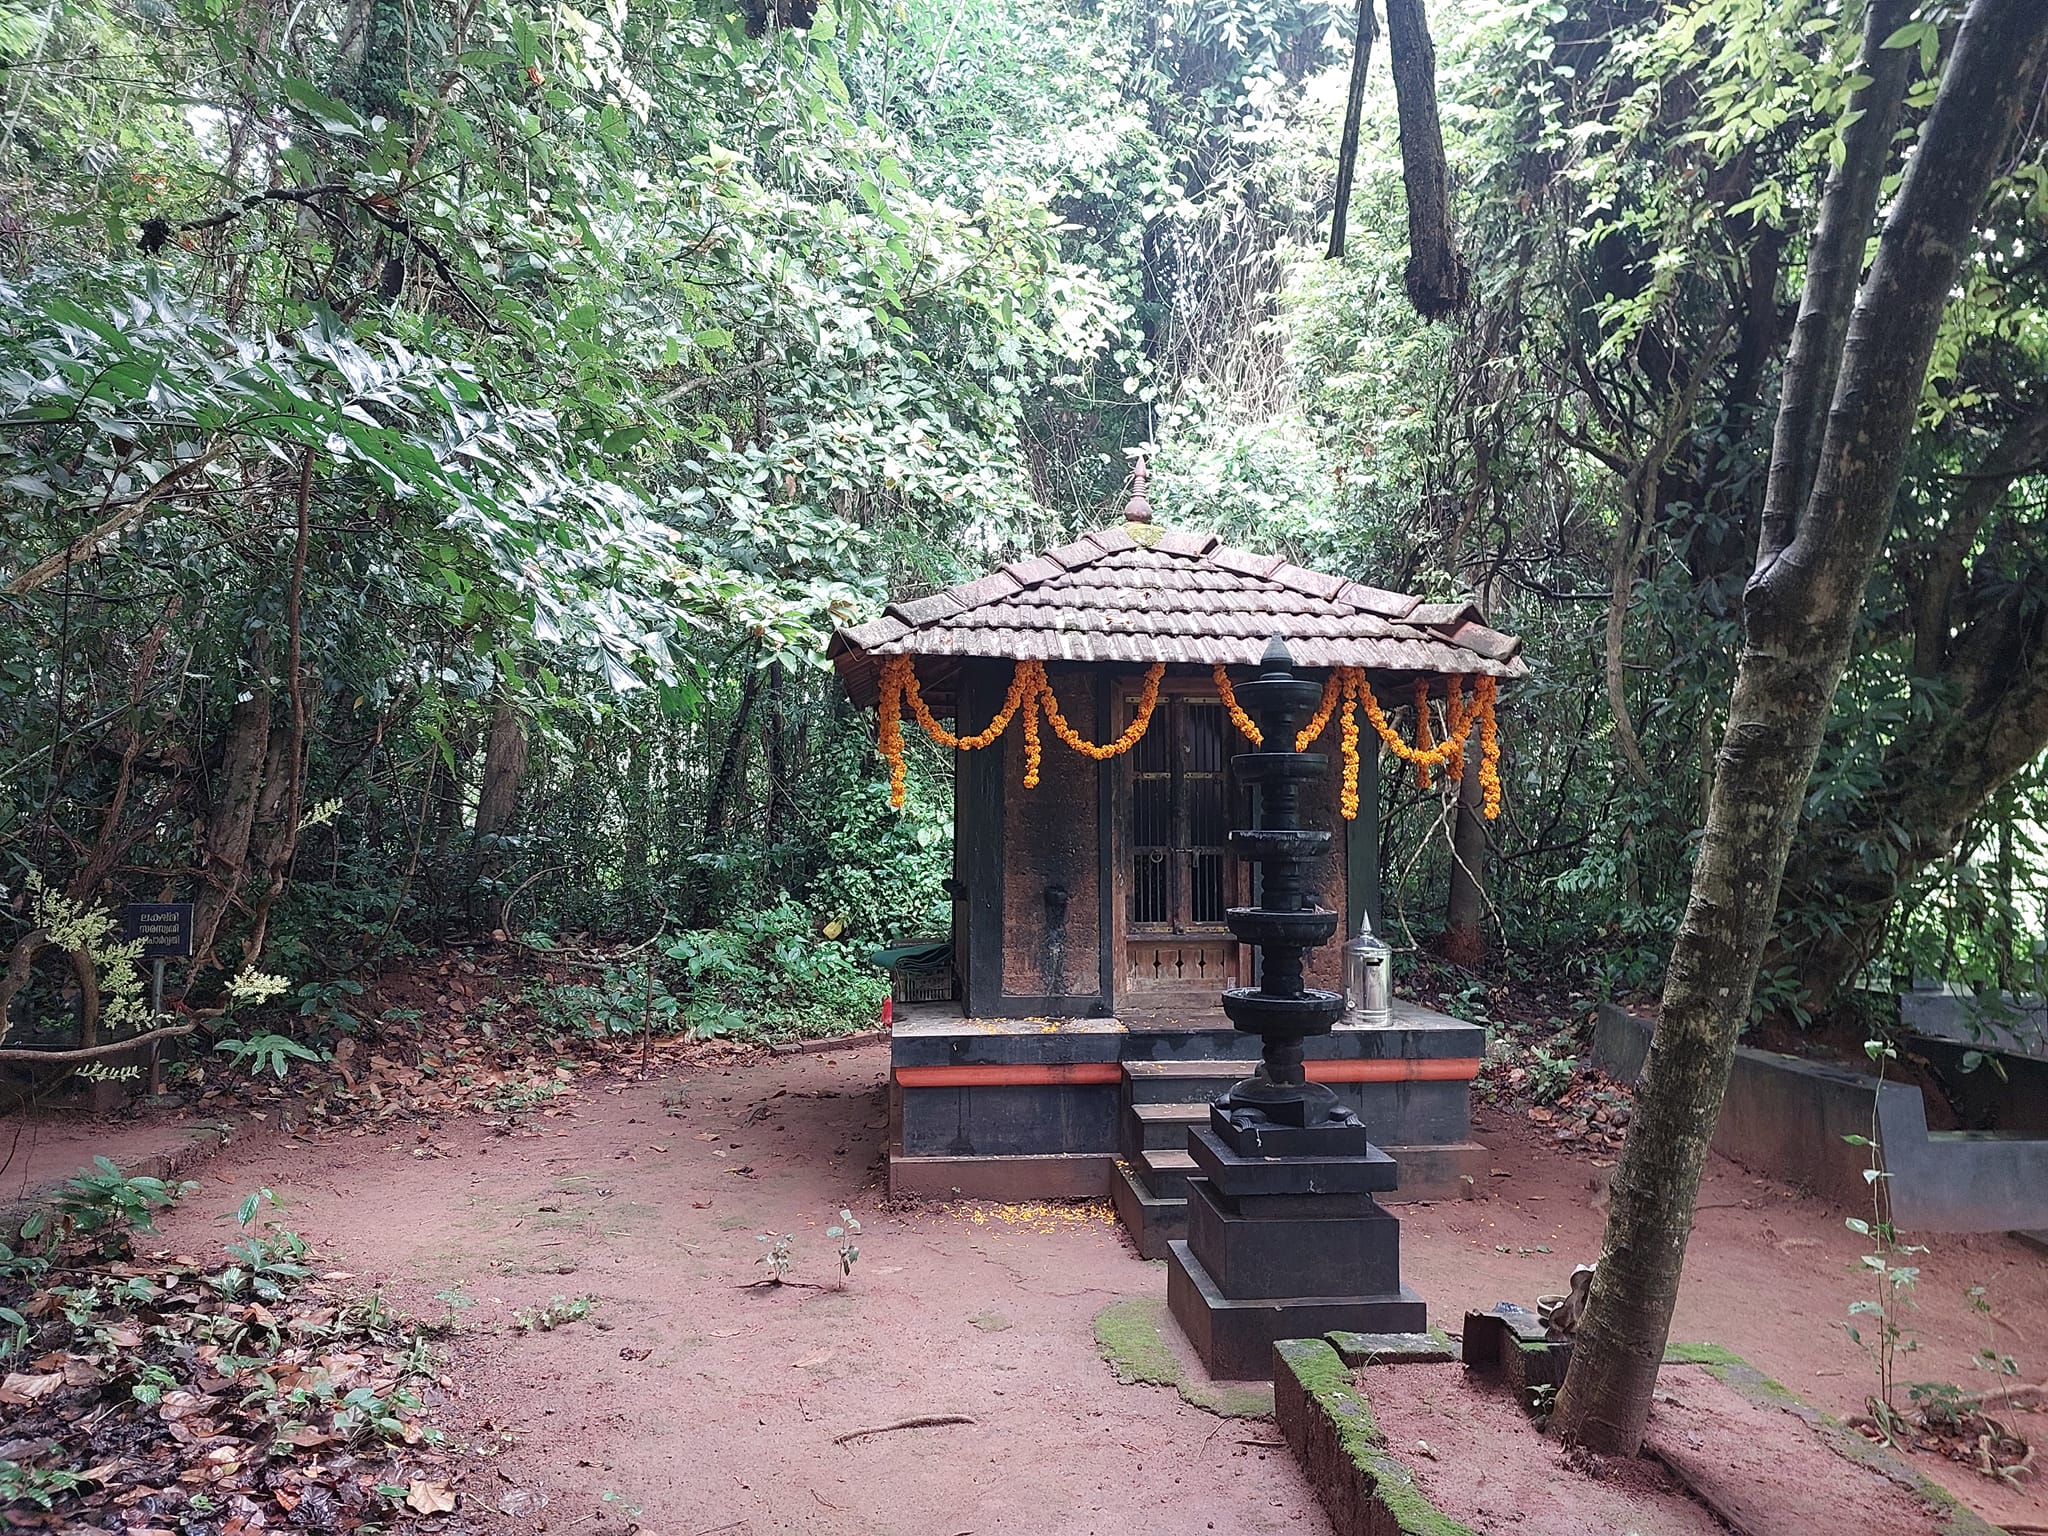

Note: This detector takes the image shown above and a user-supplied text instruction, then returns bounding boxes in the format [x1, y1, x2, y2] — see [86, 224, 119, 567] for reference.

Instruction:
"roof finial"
[1123, 455, 1153, 524]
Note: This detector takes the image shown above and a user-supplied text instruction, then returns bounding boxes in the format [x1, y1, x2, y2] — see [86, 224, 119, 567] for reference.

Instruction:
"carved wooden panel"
[1125, 937, 1239, 992]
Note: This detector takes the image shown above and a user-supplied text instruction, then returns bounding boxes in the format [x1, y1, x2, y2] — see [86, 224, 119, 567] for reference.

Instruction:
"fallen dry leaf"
[0, 1370, 63, 1405]
[406, 1478, 457, 1514]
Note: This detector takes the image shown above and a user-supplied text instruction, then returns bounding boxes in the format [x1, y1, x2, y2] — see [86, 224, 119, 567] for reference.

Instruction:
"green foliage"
[19, 1159, 195, 1257]
[826, 1208, 862, 1285]
[215, 1034, 330, 1081]
[514, 1295, 595, 1332]
[1842, 1039, 1927, 1441]
[663, 899, 888, 1040]
[0, 0, 2041, 1067]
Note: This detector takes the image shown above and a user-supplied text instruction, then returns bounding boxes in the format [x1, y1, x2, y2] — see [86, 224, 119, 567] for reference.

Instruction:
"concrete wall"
[1593, 1005, 2048, 1233]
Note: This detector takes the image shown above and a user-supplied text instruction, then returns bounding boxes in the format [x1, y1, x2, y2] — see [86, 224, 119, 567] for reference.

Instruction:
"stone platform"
[887, 1003, 1486, 1213]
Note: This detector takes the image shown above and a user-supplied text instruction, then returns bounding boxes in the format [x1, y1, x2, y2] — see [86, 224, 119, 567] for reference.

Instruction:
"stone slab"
[1325, 1331, 1455, 1367]
[1188, 1126, 1399, 1196]
[1594, 1004, 2048, 1233]
[1211, 1104, 1372, 1159]
[1461, 1307, 1572, 1403]
[898, 1082, 1117, 1157]
[1109, 1161, 1184, 1260]
[1899, 986, 2048, 1063]
[1272, 1338, 1476, 1536]
[1167, 1240, 1426, 1381]
[887, 1151, 1112, 1202]
[1184, 1176, 1403, 1300]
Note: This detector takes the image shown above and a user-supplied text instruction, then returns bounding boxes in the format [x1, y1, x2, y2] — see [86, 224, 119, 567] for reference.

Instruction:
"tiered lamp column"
[1166, 637, 1426, 1379]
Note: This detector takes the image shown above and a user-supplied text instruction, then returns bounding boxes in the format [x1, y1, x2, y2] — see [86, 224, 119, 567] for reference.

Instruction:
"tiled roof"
[829, 524, 1527, 706]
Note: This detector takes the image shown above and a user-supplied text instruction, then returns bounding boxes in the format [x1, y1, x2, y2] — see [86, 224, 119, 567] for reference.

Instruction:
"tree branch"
[1757, 0, 1917, 563]
[4, 444, 227, 597]
[1327, 0, 1379, 260]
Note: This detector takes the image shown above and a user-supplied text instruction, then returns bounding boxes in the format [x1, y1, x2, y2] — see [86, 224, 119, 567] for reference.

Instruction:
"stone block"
[1188, 1126, 1399, 1196]
[1185, 1177, 1402, 1300]
[1168, 1241, 1425, 1381]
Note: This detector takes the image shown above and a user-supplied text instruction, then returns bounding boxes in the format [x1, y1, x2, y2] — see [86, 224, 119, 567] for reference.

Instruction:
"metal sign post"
[121, 903, 194, 1096]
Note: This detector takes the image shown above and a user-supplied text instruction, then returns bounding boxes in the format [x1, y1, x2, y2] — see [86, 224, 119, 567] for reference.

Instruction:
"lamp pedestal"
[1166, 640, 1425, 1379]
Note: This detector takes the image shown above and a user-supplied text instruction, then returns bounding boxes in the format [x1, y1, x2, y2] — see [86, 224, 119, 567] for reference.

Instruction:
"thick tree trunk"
[475, 700, 528, 837]
[1552, 0, 2048, 1455]
[1383, 0, 1468, 318]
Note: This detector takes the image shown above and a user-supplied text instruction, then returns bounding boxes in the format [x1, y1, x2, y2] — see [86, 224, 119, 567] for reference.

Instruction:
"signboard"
[121, 903, 194, 960]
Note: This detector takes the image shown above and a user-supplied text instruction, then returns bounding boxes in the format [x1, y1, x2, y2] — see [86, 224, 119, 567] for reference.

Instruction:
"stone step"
[1122, 1060, 1240, 1104]
[1135, 1147, 1198, 1199]
[1109, 1161, 1187, 1260]
[1129, 1101, 1210, 1151]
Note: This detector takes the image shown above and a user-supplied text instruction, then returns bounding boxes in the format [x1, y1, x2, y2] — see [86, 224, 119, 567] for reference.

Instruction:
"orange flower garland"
[1338, 678, 1362, 820]
[876, 654, 1164, 807]
[1476, 675, 1502, 818]
[1293, 669, 1347, 754]
[1220, 663, 1503, 821]
[890, 652, 1032, 750]
[1037, 659, 1165, 759]
[1212, 664, 1264, 746]
[877, 658, 908, 808]
[1413, 678, 1436, 790]
[880, 654, 1500, 821]
[1022, 679, 1043, 788]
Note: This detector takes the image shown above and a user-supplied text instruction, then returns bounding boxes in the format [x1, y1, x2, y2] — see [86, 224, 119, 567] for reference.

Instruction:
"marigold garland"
[1213, 664, 1263, 746]
[1037, 659, 1165, 759]
[1219, 662, 1503, 822]
[1293, 670, 1347, 754]
[1413, 678, 1436, 790]
[876, 654, 1165, 807]
[879, 654, 1500, 821]
[1338, 681, 1362, 820]
[1476, 675, 1502, 818]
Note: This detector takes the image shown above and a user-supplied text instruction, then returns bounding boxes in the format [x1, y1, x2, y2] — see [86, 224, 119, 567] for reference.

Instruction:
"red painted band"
[892, 1057, 1481, 1089]
[1306, 1058, 1482, 1083]
[895, 1063, 1124, 1087]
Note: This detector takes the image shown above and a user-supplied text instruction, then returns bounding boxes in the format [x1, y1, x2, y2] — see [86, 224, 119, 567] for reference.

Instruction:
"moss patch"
[1272, 1338, 1476, 1536]
[1661, 1342, 2001, 1536]
[1664, 1340, 1795, 1403]
[1092, 1298, 1273, 1419]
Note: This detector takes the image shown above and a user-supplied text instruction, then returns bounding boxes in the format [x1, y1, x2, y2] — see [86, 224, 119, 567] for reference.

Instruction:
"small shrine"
[828, 485, 1526, 1251]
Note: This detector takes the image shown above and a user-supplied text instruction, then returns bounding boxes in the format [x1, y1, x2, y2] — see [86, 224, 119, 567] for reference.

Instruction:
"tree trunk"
[1326, 0, 1379, 260]
[475, 699, 528, 837]
[1383, 0, 1468, 318]
[763, 658, 793, 889]
[1440, 731, 1487, 966]
[188, 683, 274, 977]
[1552, 0, 2048, 1455]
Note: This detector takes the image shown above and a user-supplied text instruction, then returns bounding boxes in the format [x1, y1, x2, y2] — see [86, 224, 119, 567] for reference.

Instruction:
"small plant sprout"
[1841, 1036, 1927, 1443]
[1966, 1284, 2020, 1379]
[215, 1032, 329, 1079]
[826, 1209, 861, 1286]
[514, 1295, 594, 1332]
[757, 1232, 794, 1282]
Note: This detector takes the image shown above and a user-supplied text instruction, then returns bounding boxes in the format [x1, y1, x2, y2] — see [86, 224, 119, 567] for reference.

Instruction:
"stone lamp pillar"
[1166, 638, 1426, 1379]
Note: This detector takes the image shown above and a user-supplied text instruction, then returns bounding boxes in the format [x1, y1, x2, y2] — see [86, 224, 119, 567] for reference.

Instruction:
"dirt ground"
[99, 1041, 2045, 1535]
[1368, 1359, 1956, 1536]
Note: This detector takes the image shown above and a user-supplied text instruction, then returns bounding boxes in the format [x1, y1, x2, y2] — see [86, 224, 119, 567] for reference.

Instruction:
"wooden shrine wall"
[953, 658, 1381, 1019]
[998, 663, 1103, 1000]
